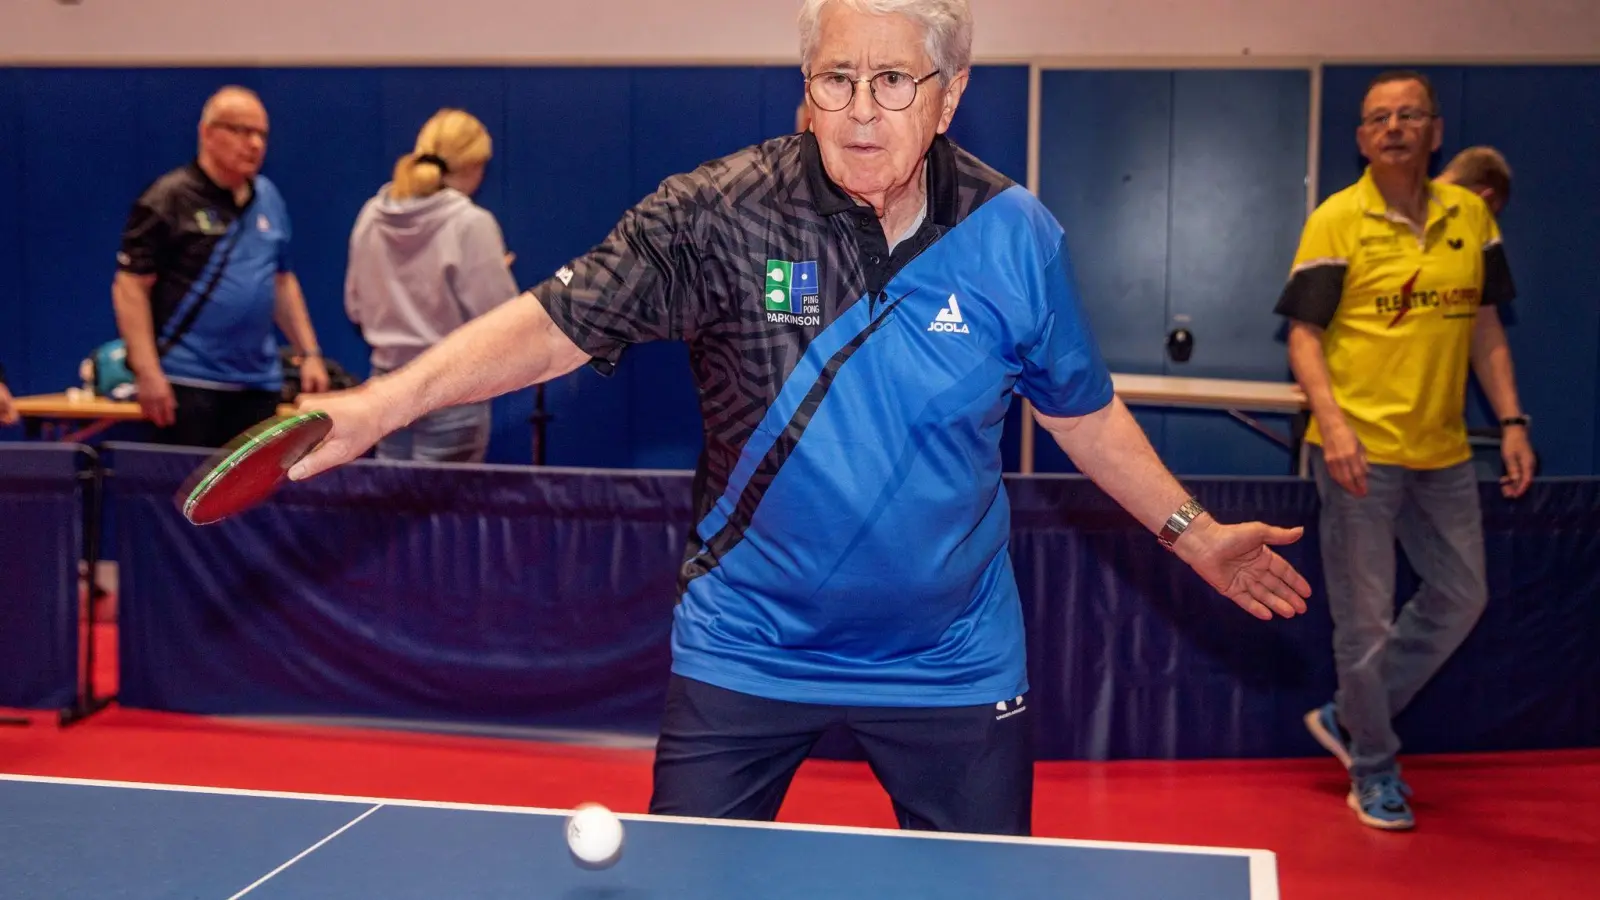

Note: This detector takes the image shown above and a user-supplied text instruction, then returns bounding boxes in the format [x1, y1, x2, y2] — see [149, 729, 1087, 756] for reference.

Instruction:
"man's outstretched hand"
[1172, 517, 1312, 620]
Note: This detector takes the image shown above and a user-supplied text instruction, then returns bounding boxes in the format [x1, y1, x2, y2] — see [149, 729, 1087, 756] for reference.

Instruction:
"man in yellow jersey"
[1275, 71, 1535, 831]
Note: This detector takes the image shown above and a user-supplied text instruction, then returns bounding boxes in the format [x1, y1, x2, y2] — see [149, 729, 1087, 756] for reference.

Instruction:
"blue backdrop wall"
[0, 62, 1596, 477]
[1035, 67, 1311, 476]
[0, 64, 1029, 471]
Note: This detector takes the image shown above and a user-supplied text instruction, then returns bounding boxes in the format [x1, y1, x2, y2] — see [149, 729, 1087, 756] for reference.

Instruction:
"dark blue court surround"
[98, 442, 1600, 761]
[0, 444, 89, 710]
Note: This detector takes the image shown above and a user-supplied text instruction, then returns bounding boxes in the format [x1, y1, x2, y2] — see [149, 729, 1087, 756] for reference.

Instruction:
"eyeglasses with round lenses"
[806, 69, 942, 112]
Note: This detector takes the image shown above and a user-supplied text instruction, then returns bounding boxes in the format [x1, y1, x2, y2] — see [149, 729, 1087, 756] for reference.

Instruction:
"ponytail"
[386, 109, 492, 202]
[389, 152, 447, 200]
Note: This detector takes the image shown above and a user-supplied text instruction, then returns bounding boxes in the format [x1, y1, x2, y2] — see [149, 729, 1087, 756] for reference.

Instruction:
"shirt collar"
[801, 131, 959, 227]
[1355, 166, 1457, 225]
[188, 159, 256, 209]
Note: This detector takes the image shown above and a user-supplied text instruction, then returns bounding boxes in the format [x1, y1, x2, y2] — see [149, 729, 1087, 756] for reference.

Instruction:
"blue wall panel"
[946, 65, 1030, 186]
[0, 70, 24, 421]
[1167, 69, 1308, 381]
[1036, 70, 1174, 473]
[1038, 69, 1312, 477]
[1457, 66, 1600, 478]
[250, 69, 384, 411]
[504, 68, 636, 468]
[760, 66, 807, 140]
[18, 70, 145, 395]
[1162, 69, 1309, 475]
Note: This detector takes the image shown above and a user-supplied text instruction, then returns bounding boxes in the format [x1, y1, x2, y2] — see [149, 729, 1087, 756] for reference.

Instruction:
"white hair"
[798, 0, 973, 83]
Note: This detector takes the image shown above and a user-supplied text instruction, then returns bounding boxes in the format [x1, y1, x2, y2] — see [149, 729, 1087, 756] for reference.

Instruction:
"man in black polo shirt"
[112, 85, 329, 447]
[289, 0, 1313, 835]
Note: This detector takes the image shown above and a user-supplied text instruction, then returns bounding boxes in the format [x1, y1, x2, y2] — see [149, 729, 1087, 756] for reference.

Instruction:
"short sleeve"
[1273, 203, 1350, 328]
[1016, 236, 1115, 418]
[116, 193, 170, 276]
[1479, 211, 1516, 307]
[533, 175, 704, 375]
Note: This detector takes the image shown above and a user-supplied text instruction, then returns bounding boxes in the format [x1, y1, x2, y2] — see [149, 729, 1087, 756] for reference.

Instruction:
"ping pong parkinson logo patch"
[764, 259, 821, 327]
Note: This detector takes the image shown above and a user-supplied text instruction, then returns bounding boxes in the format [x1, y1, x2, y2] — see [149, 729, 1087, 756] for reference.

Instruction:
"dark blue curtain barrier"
[1008, 476, 1600, 759]
[108, 444, 690, 736]
[106, 443, 1600, 759]
[0, 445, 90, 710]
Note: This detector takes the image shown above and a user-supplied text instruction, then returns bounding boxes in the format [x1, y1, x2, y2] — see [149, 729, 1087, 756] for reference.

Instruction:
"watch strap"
[1158, 498, 1206, 550]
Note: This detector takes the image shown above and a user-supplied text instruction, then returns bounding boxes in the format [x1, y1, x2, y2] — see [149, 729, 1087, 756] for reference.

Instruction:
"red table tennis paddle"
[176, 410, 333, 525]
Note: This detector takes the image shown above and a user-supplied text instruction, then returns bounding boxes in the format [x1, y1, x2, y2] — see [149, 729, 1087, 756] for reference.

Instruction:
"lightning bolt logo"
[1387, 270, 1421, 328]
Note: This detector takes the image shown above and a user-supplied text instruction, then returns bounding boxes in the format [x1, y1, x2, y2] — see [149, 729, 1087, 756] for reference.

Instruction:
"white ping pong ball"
[566, 802, 624, 869]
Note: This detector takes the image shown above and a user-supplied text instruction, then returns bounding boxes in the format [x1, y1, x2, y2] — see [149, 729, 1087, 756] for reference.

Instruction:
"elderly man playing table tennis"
[289, 0, 1312, 836]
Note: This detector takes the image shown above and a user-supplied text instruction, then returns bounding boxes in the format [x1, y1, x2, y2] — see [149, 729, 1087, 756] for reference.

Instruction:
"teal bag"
[80, 339, 137, 400]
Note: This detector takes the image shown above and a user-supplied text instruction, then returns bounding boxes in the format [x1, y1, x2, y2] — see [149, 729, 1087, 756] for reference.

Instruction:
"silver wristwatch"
[1157, 497, 1206, 550]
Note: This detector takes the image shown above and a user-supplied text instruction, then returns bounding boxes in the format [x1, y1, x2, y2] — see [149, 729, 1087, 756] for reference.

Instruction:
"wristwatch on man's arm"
[1157, 497, 1207, 550]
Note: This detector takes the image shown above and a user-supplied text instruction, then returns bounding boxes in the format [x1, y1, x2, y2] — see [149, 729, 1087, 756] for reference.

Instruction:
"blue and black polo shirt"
[534, 132, 1114, 707]
[117, 162, 292, 390]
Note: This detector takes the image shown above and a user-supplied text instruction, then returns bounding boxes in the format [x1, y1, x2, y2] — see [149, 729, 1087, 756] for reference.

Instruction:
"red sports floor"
[3, 626, 1596, 898]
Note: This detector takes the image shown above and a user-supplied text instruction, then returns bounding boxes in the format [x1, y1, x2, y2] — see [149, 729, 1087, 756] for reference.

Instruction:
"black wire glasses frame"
[805, 69, 942, 112]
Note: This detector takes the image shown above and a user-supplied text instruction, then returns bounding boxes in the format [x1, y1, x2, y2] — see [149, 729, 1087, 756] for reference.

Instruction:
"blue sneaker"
[1303, 701, 1352, 769]
[1347, 771, 1415, 830]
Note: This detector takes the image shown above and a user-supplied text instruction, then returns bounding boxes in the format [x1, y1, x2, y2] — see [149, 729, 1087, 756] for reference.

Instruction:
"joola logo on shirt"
[764, 259, 821, 326]
[927, 295, 969, 334]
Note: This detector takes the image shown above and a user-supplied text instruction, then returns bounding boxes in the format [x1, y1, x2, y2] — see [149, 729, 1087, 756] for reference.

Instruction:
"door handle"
[1166, 328, 1194, 363]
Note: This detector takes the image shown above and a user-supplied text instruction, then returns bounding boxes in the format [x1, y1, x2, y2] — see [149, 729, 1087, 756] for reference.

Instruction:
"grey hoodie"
[345, 186, 519, 370]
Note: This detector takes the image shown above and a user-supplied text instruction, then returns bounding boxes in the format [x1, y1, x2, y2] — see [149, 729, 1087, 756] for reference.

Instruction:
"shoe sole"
[1304, 708, 1353, 769]
[1346, 790, 1414, 830]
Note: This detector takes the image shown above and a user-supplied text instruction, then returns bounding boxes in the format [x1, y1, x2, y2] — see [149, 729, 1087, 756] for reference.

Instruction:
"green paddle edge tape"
[181, 409, 331, 521]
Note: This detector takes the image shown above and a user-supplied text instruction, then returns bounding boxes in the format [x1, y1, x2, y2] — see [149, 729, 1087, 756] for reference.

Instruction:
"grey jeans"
[371, 365, 492, 464]
[1311, 448, 1490, 779]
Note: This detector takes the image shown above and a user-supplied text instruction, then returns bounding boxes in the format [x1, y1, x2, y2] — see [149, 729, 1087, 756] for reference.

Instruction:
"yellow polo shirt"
[1275, 169, 1516, 470]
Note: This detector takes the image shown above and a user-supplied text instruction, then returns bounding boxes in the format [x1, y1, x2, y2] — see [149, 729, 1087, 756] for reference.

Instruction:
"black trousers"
[149, 383, 282, 449]
[649, 675, 1034, 836]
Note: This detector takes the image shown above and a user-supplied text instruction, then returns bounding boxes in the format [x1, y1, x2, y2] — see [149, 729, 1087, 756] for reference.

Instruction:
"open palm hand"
[1175, 520, 1312, 620]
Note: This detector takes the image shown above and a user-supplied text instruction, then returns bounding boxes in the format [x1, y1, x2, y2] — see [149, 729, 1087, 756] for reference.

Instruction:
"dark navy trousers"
[648, 674, 1033, 836]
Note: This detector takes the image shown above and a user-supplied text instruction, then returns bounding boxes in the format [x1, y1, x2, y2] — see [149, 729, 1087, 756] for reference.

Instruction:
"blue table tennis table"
[0, 774, 1278, 899]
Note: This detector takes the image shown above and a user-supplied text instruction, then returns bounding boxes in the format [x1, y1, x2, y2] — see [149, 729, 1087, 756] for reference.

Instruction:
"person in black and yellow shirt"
[1276, 71, 1535, 831]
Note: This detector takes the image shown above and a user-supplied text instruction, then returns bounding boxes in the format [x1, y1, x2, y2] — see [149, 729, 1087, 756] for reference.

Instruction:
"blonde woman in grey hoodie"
[345, 108, 518, 463]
